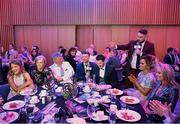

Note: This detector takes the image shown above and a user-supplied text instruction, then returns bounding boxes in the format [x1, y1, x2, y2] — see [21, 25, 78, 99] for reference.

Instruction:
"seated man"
[49, 52, 74, 83]
[95, 54, 118, 88]
[76, 51, 98, 82]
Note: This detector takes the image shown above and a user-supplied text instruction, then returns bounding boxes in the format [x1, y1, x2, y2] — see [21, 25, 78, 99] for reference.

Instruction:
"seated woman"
[7, 59, 34, 100]
[31, 55, 53, 86]
[124, 55, 156, 101]
[65, 47, 77, 73]
[143, 63, 180, 123]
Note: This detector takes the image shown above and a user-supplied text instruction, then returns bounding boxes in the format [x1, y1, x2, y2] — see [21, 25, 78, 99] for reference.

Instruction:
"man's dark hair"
[96, 54, 105, 61]
[167, 47, 174, 53]
[32, 45, 39, 50]
[58, 46, 63, 49]
[82, 51, 90, 56]
[138, 29, 148, 35]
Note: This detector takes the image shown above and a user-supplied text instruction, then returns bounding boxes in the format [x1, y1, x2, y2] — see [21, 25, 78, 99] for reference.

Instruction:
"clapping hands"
[149, 100, 172, 118]
[128, 74, 138, 84]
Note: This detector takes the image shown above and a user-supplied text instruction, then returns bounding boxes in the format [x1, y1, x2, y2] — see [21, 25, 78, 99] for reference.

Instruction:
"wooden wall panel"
[94, 26, 112, 53]
[15, 26, 24, 51]
[112, 26, 130, 45]
[40, 26, 58, 64]
[15, 26, 41, 53]
[57, 26, 76, 52]
[23, 26, 41, 51]
[15, 25, 75, 65]
[14, 25, 180, 63]
[76, 26, 93, 51]
[148, 27, 167, 61]
[166, 27, 180, 49]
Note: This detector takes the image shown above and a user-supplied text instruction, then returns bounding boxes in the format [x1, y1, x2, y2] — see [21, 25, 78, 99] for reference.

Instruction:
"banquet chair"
[0, 84, 10, 102]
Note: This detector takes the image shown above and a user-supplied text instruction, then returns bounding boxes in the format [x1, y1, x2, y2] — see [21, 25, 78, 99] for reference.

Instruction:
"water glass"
[87, 105, 95, 119]
[111, 95, 116, 104]
[24, 95, 30, 105]
[109, 110, 116, 124]
[121, 102, 126, 110]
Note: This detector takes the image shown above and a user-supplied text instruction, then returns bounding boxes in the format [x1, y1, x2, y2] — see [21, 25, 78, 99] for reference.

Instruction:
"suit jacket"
[96, 64, 118, 88]
[163, 54, 175, 65]
[117, 40, 155, 71]
[76, 62, 99, 82]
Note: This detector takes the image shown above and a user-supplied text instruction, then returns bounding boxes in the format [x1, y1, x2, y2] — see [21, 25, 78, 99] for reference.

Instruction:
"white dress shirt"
[131, 41, 145, 69]
[100, 65, 106, 78]
[49, 61, 74, 83]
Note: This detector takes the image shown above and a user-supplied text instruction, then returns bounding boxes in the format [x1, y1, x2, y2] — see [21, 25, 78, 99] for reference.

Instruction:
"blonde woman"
[7, 59, 34, 99]
[143, 63, 180, 123]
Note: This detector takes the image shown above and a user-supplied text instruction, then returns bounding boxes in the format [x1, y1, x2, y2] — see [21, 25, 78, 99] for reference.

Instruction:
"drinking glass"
[87, 105, 95, 119]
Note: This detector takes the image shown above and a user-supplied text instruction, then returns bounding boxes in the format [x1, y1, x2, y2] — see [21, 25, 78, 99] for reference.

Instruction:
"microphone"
[134, 40, 141, 49]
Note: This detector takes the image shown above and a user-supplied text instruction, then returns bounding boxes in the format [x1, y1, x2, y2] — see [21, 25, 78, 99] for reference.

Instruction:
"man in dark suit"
[76, 51, 98, 82]
[95, 54, 118, 88]
[163, 47, 175, 65]
[110, 29, 155, 87]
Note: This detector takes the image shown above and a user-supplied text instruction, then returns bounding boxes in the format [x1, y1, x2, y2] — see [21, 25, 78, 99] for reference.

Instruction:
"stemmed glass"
[77, 81, 84, 95]
[110, 94, 116, 105]
[87, 105, 96, 120]
[24, 95, 30, 104]
[27, 104, 35, 123]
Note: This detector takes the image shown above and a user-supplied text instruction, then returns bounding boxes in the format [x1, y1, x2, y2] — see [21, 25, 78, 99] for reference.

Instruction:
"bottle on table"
[109, 110, 116, 124]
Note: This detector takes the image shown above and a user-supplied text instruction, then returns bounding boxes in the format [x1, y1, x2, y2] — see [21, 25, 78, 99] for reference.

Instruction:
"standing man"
[110, 29, 155, 87]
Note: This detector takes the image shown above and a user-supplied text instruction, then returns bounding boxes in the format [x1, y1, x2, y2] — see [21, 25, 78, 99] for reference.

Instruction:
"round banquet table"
[2, 85, 148, 123]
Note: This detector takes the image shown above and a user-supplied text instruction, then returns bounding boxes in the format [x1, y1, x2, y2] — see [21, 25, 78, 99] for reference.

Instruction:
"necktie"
[60, 65, 64, 76]
[136, 41, 142, 69]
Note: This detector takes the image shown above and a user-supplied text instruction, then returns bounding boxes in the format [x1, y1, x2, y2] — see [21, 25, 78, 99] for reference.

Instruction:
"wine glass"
[27, 104, 35, 123]
[77, 81, 84, 94]
[110, 95, 116, 104]
[87, 105, 95, 119]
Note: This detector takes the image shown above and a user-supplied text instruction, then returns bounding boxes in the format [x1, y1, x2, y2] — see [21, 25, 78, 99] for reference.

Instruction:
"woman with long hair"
[125, 55, 156, 101]
[7, 59, 34, 99]
[65, 47, 77, 72]
[143, 63, 180, 123]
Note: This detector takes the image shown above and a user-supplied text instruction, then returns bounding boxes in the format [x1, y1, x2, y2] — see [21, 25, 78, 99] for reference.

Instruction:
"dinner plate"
[91, 112, 108, 121]
[96, 84, 112, 91]
[116, 109, 141, 122]
[30, 99, 40, 104]
[3, 100, 25, 110]
[0, 111, 19, 123]
[101, 98, 110, 103]
[66, 117, 86, 124]
[107, 89, 123, 96]
[42, 84, 58, 90]
[120, 96, 140, 104]
[20, 88, 37, 96]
